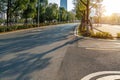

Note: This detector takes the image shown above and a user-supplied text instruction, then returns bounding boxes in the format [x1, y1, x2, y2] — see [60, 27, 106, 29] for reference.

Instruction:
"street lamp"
[38, 0, 40, 27]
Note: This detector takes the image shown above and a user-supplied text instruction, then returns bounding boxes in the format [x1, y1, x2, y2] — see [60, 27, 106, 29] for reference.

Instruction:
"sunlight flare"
[102, 0, 120, 16]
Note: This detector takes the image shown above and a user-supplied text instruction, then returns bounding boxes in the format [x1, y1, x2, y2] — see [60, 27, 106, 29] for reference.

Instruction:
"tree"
[59, 7, 67, 21]
[22, 0, 37, 24]
[94, 0, 105, 26]
[45, 3, 58, 22]
[67, 11, 76, 22]
[0, 0, 7, 13]
[74, 0, 103, 34]
[12, 0, 30, 24]
[37, 0, 48, 23]
[0, 0, 31, 26]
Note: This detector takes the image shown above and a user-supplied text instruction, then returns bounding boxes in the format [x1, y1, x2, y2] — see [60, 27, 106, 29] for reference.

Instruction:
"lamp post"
[38, 0, 40, 27]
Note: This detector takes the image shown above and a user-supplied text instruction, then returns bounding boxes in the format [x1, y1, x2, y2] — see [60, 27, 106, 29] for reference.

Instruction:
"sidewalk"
[93, 24, 120, 37]
[58, 37, 120, 80]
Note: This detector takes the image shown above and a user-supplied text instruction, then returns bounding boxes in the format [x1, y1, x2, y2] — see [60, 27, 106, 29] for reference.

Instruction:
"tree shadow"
[0, 52, 51, 80]
[0, 37, 82, 80]
[0, 25, 75, 57]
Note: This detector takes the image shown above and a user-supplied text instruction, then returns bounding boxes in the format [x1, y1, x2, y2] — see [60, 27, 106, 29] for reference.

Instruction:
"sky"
[102, 0, 120, 16]
[48, 0, 120, 15]
[48, 0, 74, 11]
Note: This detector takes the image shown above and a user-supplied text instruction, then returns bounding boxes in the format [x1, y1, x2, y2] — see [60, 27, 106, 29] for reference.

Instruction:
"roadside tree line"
[0, 0, 76, 26]
[94, 13, 120, 25]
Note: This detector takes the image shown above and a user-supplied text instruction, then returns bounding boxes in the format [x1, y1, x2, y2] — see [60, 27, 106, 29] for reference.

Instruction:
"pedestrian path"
[93, 24, 120, 37]
[78, 38, 120, 51]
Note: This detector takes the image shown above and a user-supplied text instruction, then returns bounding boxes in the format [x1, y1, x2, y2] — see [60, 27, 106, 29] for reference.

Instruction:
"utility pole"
[59, 8, 61, 23]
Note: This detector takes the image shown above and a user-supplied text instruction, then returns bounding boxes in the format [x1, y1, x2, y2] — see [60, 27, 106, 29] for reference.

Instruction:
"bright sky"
[48, 0, 74, 11]
[102, 0, 120, 16]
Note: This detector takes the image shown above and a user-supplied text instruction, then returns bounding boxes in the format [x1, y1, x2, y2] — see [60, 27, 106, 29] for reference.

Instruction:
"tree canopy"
[74, 0, 103, 33]
[0, 0, 76, 26]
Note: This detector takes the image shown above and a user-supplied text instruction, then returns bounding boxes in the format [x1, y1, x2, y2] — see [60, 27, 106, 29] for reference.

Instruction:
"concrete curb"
[74, 25, 81, 37]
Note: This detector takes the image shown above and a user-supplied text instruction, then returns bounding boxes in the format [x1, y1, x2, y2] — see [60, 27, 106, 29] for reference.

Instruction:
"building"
[0, 12, 6, 20]
[60, 0, 67, 10]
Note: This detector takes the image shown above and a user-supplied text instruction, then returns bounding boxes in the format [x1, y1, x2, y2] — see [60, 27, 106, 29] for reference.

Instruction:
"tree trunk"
[7, 0, 10, 26]
[7, 0, 12, 26]
[86, 0, 90, 33]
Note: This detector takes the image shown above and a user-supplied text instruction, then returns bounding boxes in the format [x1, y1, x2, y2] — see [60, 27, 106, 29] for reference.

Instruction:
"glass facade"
[60, 0, 67, 10]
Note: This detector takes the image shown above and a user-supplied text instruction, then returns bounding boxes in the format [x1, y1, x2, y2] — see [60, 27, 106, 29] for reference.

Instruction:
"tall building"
[60, 0, 67, 10]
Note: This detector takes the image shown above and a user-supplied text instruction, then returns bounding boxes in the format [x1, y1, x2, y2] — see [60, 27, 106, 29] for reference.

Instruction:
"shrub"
[90, 32, 113, 39]
[0, 26, 6, 32]
[0, 22, 69, 33]
[78, 27, 88, 36]
[117, 33, 120, 38]
[78, 26, 113, 39]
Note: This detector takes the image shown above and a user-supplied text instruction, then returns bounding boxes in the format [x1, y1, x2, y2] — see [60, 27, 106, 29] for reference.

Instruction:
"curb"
[74, 25, 80, 37]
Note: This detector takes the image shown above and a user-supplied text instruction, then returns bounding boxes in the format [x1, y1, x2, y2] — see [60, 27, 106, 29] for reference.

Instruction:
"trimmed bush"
[90, 32, 113, 39]
[78, 26, 113, 39]
[0, 22, 69, 33]
[0, 26, 6, 32]
[0, 25, 34, 33]
[117, 33, 120, 38]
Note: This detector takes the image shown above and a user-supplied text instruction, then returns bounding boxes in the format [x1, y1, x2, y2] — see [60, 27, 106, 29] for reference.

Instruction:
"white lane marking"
[86, 48, 119, 51]
[81, 71, 120, 80]
[114, 43, 120, 44]
[97, 75, 120, 80]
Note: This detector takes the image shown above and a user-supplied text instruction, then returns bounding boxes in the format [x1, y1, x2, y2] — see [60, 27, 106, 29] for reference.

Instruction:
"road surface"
[0, 23, 79, 80]
[1, 23, 120, 80]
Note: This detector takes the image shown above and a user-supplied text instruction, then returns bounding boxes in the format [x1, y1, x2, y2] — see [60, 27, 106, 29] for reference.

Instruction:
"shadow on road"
[0, 37, 82, 80]
[0, 26, 74, 56]
[0, 25, 82, 80]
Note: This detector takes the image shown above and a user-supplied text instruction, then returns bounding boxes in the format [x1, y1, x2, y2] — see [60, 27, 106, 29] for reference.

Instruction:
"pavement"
[58, 37, 120, 80]
[93, 24, 120, 37]
[57, 24, 120, 80]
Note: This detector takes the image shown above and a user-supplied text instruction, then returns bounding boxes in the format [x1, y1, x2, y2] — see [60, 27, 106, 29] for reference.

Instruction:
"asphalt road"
[0, 23, 79, 80]
[1, 23, 120, 80]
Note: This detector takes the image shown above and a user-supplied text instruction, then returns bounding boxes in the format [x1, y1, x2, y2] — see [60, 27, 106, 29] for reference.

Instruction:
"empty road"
[0, 23, 79, 80]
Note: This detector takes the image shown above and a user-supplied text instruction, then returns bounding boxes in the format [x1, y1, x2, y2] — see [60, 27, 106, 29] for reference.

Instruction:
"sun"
[102, 0, 120, 16]
[104, 11, 112, 16]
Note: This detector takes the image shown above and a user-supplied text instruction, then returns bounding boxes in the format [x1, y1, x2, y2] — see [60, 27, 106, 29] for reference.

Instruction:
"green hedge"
[0, 22, 71, 33]
[0, 24, 37, 33]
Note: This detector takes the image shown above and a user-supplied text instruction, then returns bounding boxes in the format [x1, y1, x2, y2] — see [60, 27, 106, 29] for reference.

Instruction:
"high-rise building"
[60, 0, 67, 10]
